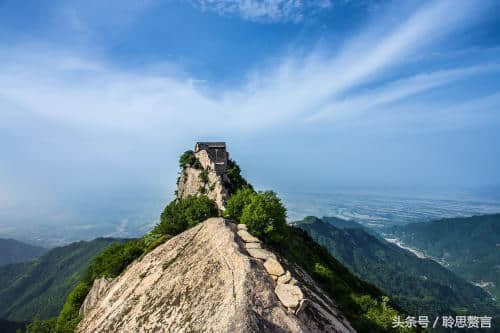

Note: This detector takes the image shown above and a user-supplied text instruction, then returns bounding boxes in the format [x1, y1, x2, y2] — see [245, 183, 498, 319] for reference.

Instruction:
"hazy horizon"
[1, 0, 500, 245]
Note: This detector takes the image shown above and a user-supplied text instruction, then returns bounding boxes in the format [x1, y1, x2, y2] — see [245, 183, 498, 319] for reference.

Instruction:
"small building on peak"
[194, 142, 229, 175]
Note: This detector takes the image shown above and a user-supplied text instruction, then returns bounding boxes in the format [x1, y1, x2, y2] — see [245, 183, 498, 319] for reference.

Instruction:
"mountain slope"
[293, 216, 497, 317]
[57, 145, 410, 332]
[0, 238, 46, 266]
[0, 237, 122, 322]
[0, 318, 26, 333]
[386, 213, 500, 301]
[321, 216, 365, 230]
[76, 218, 356, 333]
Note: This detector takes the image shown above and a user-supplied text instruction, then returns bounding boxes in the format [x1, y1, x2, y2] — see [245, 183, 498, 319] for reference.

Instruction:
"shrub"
[314, 263, 334, 281]
[26, 316, 56, 333]
[198, 169, 209, 184]
[55, 282, 91, 332]
[240, 191, 287, 243]
[225, 159, 253, 195]
[82, 239, 146, 284]
[156, 195, 219, 236]
[225, 187, 255, 221]
[179, 150, 202, 169]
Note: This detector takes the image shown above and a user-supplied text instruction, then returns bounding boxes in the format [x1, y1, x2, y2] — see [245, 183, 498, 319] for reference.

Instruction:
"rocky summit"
[76, 218, 355, 333]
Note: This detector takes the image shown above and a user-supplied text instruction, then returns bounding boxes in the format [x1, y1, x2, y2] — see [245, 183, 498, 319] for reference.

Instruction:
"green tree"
[225, 187, 255, 221]
[225, 159, 253, 195]
[156, 196, 219, 236]
[179, 150, 201, 169]
[240, 191, 287, 243]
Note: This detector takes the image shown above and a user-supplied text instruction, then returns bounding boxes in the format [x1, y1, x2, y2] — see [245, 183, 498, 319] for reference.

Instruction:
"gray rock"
[237, 224, 247, 230]
[264, 258, 285, 276]
[247, 248, 277, 260]
[79, 277, 112, 316]
[278, 271, 292, 284]
[275, 283, 304, 309]
[77, 218, 356, 333]
[245, 242, 261, 249]
[237, 230, 260, 243]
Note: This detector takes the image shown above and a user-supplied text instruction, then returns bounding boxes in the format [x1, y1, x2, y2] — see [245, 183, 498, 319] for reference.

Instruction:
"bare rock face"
[245, 242, 261, 249]
[77, 218, 356, 333]
[278, 271, 292, 284]
[275, 284, 304, 308]
[263, 258, 285, 277]
[79, 277, 112, 317]
[246, 248, 277, 261]
[177, 150, 230, 210]
[237, 230, 260, 243]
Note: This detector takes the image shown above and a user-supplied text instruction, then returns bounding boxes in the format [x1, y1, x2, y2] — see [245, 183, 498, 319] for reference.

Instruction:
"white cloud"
[0, 1, 495, 135]
[192, 0, 331, 23]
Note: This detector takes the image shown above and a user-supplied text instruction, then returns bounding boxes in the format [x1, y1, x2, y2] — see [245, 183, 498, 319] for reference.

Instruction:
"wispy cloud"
[191, 0, 332, 23]
[0, 1, 494, 134]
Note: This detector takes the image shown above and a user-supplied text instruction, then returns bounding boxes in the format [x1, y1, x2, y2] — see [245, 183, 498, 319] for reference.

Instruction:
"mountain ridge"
[293, 216, 497, 317]
[0, 237, 123, 322]
[385, 213, 500, 301]
[77, 218, 357, 333]
[0, 238, 46, 266]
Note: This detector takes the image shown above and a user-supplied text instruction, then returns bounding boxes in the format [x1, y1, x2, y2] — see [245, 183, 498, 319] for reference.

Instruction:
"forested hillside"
[0, 239, 46, 266]
[0, 238, 122, 322]
[293, 216, 497, 318]
[386, 214, 500, 301]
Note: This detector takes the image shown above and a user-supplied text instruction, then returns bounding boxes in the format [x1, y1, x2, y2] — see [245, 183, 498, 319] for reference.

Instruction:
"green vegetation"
[240, 191, 287, 243]
[225, 192, 410, 332]
[54, 238, 149, 333]
[226, 189, 287, 243]
[40, 152, 421, 332]
[82, 239, 146, 283]
[154, 195, 219, 237]
[294, 216, 498, 318]
[386, 213, 500, 301]
[198, 169, 209, 184]
[179, 150, 202, 169]
[25, 316, 56, 333]
[0, 239, 46, 266]
[224, 159, 252, 195]
[224, 187, 254, 221]
[274, 225, 411, 332]
[51, 195, 218, 332]
[0, 238, 120, 323]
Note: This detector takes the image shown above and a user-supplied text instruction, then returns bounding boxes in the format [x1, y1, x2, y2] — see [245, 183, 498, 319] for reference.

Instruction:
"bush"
[55, 282, 91, 332]
[198, 169, 209, 184]
[26, 316, 56, 333]
[225, 159, 253, 195]
[156, 196, 219, 236]
[225, 187, 255, 221]
[82, 239, 145, 284]
[55, 239, 146, 332]
[240, 191, 287, 243]
[179, 150, 202, 169]
[314, 263, 334, 281]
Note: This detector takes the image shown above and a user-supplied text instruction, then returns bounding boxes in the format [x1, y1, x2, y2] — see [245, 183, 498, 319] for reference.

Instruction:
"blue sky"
[1, 0, 500, 231]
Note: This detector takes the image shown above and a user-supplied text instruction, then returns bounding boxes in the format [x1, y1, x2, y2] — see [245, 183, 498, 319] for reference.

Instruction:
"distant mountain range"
[0, 239, 46, 266]
[385, 213, 500, 301]
[0, 237, 122, 323]
[292, 216, 498, 319]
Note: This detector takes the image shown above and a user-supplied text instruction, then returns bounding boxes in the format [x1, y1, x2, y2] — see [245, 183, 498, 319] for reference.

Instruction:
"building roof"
[195, 142, 226, 150]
